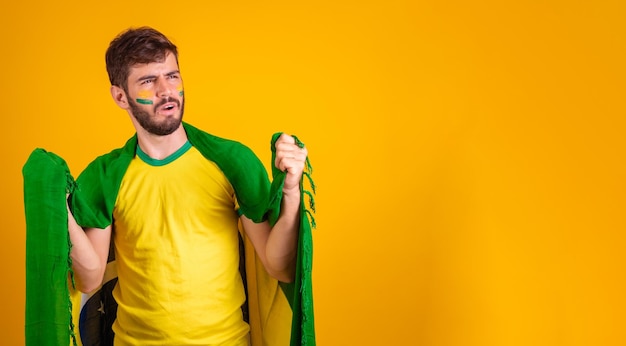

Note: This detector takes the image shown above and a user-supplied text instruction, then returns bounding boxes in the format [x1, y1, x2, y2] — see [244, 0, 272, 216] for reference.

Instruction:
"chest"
[113, 150, 238, 242]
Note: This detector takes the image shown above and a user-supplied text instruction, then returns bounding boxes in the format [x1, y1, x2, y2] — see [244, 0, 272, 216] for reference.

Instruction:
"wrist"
[282, 184, 300, 197]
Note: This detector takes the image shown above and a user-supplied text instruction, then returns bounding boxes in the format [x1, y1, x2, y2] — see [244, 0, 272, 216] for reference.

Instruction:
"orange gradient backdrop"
[2, 1, 625, 345]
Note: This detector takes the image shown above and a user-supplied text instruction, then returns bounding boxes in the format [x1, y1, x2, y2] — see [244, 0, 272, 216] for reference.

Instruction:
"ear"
[110, 85, 130, 110]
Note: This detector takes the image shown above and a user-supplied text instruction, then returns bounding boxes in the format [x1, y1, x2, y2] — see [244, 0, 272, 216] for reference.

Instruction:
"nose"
[155, 77, 171, 98]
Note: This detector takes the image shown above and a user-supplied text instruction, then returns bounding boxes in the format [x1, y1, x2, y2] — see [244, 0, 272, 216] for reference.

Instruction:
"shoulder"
[184, 123, 271, 222]
[183, 122, 260, 164]
[78, 136, 137, 183]
[71, 136, 137, 228]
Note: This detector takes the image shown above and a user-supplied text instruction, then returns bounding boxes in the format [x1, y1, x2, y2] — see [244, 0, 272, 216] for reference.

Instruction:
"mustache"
[154, 97, 181, 110]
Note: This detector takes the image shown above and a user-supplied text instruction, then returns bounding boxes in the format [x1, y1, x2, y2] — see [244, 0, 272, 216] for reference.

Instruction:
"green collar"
[136, 141, 192, 166]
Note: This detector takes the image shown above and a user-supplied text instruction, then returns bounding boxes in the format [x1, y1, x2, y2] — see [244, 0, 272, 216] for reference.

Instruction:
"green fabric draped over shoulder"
[70, 122, 272, 228]
[23, 122, 316, 345]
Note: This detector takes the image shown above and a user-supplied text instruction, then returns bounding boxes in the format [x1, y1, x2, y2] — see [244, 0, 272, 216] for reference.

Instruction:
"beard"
[128, 96, 184, 136]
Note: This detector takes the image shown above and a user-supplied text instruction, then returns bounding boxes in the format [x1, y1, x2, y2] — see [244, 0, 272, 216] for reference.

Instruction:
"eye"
[140, 78, 154, 85]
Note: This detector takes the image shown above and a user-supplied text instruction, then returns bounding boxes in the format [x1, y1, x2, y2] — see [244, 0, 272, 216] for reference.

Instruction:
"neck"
[136, 124, 188, 160]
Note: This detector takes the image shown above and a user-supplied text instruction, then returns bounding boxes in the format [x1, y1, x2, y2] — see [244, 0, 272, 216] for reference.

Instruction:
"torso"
[111, 143, 249, 345]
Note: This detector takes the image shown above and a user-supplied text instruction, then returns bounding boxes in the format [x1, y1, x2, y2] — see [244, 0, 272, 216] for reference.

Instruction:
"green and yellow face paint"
[177, 84, 184, 97]
[136, 90, 154, 105]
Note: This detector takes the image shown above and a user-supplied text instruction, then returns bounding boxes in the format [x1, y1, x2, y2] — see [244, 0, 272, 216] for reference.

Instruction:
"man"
[67, 27, 309, 345]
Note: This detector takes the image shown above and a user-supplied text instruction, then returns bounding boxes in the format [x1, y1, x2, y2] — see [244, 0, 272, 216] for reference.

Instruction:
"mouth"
[155, 98, 180, 114]
[161, 103, 176, 111]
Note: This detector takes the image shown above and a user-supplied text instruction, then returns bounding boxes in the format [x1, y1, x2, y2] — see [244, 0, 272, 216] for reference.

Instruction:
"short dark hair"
[105, 27, 179, 90]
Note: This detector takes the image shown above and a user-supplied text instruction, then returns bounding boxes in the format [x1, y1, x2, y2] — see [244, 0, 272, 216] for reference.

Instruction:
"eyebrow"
[136, 70, 181, 83]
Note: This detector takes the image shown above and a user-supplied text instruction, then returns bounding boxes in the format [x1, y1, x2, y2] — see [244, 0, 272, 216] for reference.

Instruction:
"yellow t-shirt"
[111, 142, 249, 345]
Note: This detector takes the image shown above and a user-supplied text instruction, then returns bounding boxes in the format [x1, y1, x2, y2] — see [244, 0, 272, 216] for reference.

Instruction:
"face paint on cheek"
[177, 84, 184, 97]
[136, 90, 154, 105]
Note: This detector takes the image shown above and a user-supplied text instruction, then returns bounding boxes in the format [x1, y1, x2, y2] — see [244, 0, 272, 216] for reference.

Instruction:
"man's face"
[125, 52, 185, 136]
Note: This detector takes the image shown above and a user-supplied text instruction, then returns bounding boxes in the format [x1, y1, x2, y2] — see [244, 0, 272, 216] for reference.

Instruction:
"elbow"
[267, 262, 296, 283]
[77, 279, 102, 294]
[72, 265, 104, 294]
[264, 249, 297, 283]
[278, 275, 295, 284]
[269, 270, 295, 284]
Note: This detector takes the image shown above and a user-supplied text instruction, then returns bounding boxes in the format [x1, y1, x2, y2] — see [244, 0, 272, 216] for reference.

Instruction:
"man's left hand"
[274, 133, 308, 192]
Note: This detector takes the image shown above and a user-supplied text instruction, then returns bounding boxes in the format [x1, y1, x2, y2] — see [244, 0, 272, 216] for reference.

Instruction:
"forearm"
[265, 186, 301, 282]
[67, 206, 105, 293]
[249, 132, 308, 282]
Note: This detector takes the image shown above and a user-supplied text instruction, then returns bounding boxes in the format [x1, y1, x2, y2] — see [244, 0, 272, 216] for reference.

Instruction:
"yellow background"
[3, 1, 625, 345]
